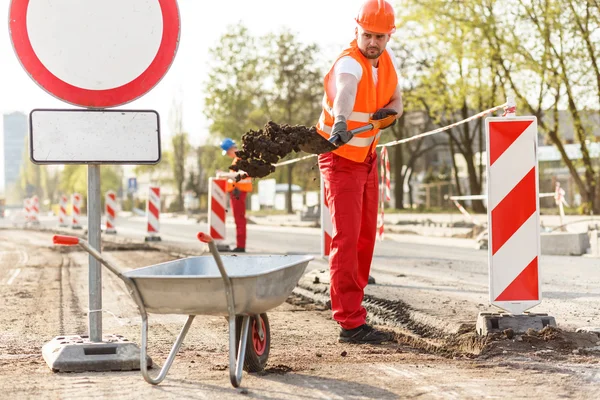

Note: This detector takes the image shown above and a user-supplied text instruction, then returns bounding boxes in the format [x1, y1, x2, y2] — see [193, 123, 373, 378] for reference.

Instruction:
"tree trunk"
[407, 168, 414, 208]
[286, 164, 294, 214]
[394, 144, 405, 209]
[448, 137, 463, 197]
[464, 149, 485, 213]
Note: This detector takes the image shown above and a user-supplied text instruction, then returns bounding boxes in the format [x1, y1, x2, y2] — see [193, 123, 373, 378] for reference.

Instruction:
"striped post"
[208, 178, 228, 250]
[320, 177, 332, 258]
[485, 115, 540, 315]
[105, 190, 117, 234]
[145, 186, 161, 241]
[58, 194, 68, 227]
[30, 195, 40, 225]
[23, 198, 31, 223]
[71, 193, 82, 230]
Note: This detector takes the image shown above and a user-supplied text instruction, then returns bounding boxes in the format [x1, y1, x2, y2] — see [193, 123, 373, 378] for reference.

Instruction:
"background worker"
[315, 0, 403, 344]
[218, 138, 252, 253]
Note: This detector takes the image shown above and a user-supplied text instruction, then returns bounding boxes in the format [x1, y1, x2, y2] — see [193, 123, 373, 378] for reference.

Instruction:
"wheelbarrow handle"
[51, 235, 146, 316]
[197, 232, 236, 316]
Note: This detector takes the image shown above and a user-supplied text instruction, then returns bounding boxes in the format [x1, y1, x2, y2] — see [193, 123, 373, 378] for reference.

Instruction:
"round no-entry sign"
[9, 0, 180, 108]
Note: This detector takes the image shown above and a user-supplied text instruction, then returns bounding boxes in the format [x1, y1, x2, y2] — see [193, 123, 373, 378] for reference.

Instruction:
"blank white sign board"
[30, 109, 161, 164]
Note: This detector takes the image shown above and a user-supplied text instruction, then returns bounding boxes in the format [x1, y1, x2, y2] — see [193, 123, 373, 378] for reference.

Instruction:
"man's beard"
[360, 46, 383, 59]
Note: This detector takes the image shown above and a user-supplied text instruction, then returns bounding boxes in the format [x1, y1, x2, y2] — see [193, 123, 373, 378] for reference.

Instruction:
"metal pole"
[88, 165, 102, 342]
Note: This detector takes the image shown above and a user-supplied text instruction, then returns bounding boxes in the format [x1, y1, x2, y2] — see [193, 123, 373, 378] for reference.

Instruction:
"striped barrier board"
[208, 178, 227, 247]
[485, 116, 540, 315]
[105, 190, 117, 234]
[320, 177, 332, 258]
[58, 194, 68, 227]
[71, 193, 82, 230]
[145, 187, 161, 241]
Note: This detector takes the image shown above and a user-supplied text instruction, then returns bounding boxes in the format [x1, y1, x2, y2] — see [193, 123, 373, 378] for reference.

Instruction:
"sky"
[0, 0, 367, 145]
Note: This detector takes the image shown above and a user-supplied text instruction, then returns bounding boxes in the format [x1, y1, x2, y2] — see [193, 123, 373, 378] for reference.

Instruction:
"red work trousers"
[319, 152, 378, 330]
[230, 191, 247, 249]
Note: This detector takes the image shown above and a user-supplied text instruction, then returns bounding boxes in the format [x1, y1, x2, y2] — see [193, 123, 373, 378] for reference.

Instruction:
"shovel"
[299, 114, 397, 155]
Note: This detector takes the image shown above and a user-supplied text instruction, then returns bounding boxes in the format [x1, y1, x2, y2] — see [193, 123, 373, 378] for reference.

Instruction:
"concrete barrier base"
[476, 312, 557, 336]
[42, 334, 151, 372]
[540, 231, 590, 256]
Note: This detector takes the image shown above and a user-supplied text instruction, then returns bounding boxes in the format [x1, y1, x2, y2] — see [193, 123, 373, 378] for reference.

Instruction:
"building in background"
[2, 112, 28, 204]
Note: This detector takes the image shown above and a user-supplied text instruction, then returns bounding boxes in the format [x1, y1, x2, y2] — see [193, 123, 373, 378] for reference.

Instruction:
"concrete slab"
[476, 312, 557, 336]
[42, 334, 151, 372]
[540, 232, 590, 256]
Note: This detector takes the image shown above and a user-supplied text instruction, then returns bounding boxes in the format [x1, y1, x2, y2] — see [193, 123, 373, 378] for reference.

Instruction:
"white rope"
[272, 102, 508, 167]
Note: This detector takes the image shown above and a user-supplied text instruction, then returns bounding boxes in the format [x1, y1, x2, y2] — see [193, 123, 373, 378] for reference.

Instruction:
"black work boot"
[339, 324, 392, 344]
[231, 247, 245, 253]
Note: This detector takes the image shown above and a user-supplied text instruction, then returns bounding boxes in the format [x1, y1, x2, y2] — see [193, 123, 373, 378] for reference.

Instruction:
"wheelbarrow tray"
[125, 255, 312, 315]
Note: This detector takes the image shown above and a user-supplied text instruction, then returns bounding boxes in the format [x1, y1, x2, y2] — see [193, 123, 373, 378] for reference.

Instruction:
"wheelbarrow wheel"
[235, 313, 270, 373]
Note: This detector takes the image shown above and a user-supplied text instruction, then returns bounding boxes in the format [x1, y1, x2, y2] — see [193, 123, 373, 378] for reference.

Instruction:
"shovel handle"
[329, 114, 397, 145]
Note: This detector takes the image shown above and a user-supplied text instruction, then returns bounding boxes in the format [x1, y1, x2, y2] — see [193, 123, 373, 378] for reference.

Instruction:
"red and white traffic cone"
[58, 194, 69, 227]
[105, 190, 117, 234]
[208, 177, 229, 251]
[145, 186, 161, 241]
[71, 193, 82, 230]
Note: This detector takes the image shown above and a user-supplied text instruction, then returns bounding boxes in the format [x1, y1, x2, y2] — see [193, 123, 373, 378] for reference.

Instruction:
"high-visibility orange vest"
[316, 40, 397, 163]
[226, 157, 253, 193]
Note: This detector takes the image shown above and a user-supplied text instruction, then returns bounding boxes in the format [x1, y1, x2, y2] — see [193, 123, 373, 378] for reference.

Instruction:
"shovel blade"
[299, 131, 338, 155]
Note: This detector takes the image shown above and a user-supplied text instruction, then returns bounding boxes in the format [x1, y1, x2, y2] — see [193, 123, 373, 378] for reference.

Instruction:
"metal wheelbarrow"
[52, 233, 313, 387]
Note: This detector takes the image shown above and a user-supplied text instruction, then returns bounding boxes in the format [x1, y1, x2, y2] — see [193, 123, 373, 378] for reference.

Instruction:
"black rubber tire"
[235, 313, 270, 373]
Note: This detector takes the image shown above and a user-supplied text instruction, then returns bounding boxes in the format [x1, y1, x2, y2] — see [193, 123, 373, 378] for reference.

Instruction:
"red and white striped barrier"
[23, 198, 31, 223]
[208, 178, 228, 248]
[71, 193, 82, 229]
[30, 195, 40, 224]
[145, 186, 161, 241]
[105, 190, 117, 234]
[58, 194, 68, 227]
[485, 115, 540, 315]
[377, 147, 391, 240]
[320, 177, 332, 258]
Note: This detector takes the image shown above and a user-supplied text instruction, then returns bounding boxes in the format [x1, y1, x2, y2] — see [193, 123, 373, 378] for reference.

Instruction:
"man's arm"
[332, 73, 359, 120]
[382, 83, 404, 118]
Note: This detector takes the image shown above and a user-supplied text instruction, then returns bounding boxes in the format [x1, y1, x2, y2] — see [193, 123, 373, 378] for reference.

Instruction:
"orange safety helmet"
[355, 0, 396, 34]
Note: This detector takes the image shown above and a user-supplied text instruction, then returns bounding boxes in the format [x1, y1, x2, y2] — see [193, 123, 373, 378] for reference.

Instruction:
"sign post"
[9, 0, 180, 371]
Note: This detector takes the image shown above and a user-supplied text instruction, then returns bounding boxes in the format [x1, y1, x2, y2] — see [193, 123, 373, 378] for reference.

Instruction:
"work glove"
[232, 188, 241, 199]
[372, 108, 398, 129]
[330, 116, 352, 146]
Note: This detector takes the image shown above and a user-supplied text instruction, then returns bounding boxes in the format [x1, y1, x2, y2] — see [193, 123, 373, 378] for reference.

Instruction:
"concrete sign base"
[476, 312, 556, 336]
[42, 334, 152, 372]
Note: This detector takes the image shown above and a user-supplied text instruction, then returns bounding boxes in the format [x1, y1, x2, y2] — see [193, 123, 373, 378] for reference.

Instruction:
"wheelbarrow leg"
[229, 314, 250, 387]
[140, 315, 195, 385]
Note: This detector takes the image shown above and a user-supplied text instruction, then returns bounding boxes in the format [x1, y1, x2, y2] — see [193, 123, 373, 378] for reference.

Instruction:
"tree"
[169, 98, 191, 212]
[203, 25, 323, 213]
[203, 24, 266, 142]
[261, 29, 323, 213]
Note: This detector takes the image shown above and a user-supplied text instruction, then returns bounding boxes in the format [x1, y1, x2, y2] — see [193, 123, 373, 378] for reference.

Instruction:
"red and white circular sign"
[9, 0, 180, 108]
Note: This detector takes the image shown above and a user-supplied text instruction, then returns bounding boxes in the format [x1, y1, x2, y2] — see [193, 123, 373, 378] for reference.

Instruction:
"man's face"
[226, 147, 237, 158]
[356, 27, 390, 60]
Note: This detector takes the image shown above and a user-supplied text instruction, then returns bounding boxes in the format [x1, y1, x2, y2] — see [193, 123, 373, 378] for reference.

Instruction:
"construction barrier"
[71, 193, 82, 230]
[320, 177, 332, 258]
[105, 190, 117, 234]
[208, 178, 228, 249]
[145, 186, 161, 241]
[58, 194, 68, 227]
[23, 198, 31, 223]
[485, 115, 540, 315]
[30, 195, 40, 224]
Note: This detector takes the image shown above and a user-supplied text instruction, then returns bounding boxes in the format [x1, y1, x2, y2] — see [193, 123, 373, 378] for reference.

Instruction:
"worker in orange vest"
[219, 138, 253, 253]
[316, 0, 403, 344]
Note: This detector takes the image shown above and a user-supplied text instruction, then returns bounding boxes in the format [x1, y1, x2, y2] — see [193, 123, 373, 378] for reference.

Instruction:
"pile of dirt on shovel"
[230, 121, 325, 179]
